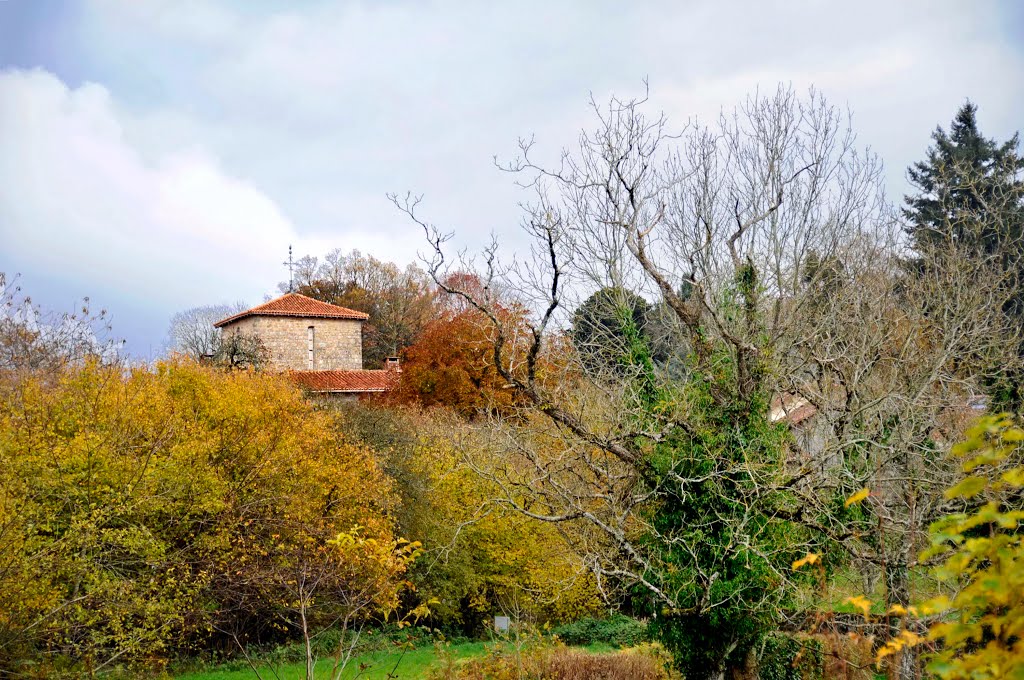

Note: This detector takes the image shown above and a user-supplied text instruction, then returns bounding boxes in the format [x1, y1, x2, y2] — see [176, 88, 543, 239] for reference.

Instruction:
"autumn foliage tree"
[917, 415, 1024, 679]
[286, 249, 437, 368]
[390, 275, 531, 419]
[391, 309, 513, 418]
[326, 403, 603, 635]
[0, 358, 404, 675]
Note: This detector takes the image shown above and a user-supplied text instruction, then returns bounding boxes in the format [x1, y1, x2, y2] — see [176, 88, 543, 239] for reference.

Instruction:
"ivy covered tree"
[395, 87, 889, 680]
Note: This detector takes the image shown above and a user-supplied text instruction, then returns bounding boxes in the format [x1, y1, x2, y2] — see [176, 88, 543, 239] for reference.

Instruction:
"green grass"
[176, 640, 497, 680]
[792, 565, 951, 615]
[174, 640, 618, 680]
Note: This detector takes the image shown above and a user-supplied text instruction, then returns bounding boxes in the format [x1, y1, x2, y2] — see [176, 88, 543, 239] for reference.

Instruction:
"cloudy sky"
[1, 0, 1022, 356]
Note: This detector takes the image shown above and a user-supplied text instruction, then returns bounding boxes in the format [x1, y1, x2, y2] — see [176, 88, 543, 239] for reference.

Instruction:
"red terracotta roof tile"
[770, 394, 819, 426]
[784, 403, 818, 426]
[214, 293, 369, 327]
[290, 370, 398, 393]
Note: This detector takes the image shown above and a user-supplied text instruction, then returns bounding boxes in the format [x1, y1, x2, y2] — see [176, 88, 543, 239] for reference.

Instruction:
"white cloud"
[78, 1, 1024, 212]
[3, 0, 1023, 353]
[0, 69, 330, 352]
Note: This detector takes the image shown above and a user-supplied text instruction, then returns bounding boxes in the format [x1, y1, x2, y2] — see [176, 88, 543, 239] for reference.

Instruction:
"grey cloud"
[2, 0, 1022, 354]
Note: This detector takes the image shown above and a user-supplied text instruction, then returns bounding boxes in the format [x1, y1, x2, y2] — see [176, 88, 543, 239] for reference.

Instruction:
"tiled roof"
[290, 370, 398, 393]
[769, 394, 818, 426]
[214, 293, 369, 327]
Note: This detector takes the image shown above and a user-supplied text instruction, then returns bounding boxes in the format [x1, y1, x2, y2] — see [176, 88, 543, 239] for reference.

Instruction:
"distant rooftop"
[214, 293, 369, 327]
[290, 369, 398, 394]
[769, 394, 817, 426]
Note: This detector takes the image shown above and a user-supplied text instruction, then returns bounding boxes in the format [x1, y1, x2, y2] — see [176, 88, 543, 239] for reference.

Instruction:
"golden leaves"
[791, 553, 820, 570]
[1001, 467, 1024, 487]
[844, 488, 870, 508]
[876, 630, 922, 662]
[0, 358, 404, 666]
[844, 595, 872, 618]
[944, 475, 987, 500]
[886, 604, 919, 617]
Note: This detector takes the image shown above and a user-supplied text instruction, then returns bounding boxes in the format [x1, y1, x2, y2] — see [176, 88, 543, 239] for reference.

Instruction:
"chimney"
[385, 356, 401, 372]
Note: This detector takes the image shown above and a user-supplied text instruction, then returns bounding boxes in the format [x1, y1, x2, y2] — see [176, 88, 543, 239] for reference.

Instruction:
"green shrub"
[757, 634, 824, 680]
[550, 615, 648, 648]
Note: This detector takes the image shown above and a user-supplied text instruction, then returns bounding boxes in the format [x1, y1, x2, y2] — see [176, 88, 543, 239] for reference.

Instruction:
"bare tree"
[394, 84, 1019, 679]
[777, 157, 1023, 679]
[0, 272, 122, 375]
[392, 85, 902, 678]
[165, 303, 271, 370]
[282, 249, 438, 367]
[214, 331, 271, 371]
[165, 303, 245, 358]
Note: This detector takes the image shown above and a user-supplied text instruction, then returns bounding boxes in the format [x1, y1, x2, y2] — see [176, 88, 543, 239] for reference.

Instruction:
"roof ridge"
[214, 292, 369, 327]
[290, 292, 320, 301]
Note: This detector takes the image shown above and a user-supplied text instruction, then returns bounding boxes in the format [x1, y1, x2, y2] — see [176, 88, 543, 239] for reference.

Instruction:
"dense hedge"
[550, 615, 649, 648]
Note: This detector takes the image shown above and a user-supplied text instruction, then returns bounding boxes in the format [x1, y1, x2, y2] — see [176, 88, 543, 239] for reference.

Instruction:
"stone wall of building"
[222, 316, 363, 371]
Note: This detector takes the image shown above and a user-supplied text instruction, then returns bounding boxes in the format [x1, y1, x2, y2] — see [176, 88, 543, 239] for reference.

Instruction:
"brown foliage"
[390, 307, 527, 419]
[816, 634, 875, 680]
[729, 634, 875, 680]
[432, 641, 678, 680]
[291, 249, 438, 368]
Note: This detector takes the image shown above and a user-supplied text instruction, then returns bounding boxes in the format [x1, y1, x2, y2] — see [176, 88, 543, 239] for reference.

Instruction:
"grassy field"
[175, 640, 541, 680]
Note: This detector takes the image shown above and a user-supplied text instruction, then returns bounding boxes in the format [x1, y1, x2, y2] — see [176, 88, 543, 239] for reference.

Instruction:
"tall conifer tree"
[904, 102, 1024, 408]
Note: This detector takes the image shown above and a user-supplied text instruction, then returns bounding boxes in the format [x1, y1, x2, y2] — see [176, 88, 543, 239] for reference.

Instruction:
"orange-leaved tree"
[391, 274, 535, 419]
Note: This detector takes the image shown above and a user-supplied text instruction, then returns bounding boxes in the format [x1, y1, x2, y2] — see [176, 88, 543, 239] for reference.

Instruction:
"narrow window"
[307, 325, 315, 369]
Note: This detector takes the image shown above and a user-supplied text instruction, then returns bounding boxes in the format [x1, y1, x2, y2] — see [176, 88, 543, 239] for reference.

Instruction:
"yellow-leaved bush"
[407, 419, 603, 628]
[0, 360, 404, 674]
[328, 404, 603, 633]
[918, 414, 1024, 679]
[809, 415, 1024, 678]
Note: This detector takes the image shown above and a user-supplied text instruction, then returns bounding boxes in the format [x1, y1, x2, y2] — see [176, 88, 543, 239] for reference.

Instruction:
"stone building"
[214, 293, 397, 398]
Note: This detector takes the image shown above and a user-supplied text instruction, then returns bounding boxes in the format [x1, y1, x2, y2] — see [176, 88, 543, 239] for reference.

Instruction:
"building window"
[307, 325, 315, 369]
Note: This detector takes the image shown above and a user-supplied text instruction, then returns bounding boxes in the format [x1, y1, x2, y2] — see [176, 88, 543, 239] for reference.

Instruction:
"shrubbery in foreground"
[428, 636, 678, 680]
[0, 360, 402, 675]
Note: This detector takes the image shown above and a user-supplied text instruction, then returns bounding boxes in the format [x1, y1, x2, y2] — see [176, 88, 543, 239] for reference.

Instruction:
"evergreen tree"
[570, 287, 673, 377]
[904, 102, 1024, 409]
[904, 101, 1024, 254]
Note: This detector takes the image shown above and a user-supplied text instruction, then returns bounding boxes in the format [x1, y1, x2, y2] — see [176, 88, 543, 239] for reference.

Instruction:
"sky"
[1, 0, 1022, 357]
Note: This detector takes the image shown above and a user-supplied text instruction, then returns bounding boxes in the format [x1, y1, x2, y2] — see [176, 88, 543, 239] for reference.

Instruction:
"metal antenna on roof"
[283, 245, 294, 293]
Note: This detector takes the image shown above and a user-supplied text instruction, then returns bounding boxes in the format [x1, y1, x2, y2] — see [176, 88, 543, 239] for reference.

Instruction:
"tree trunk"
[301, 598, 315, 680]
[859, 558, 879, 597]
[707, 637, 738, 680]
[886, 559, 918, 680]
